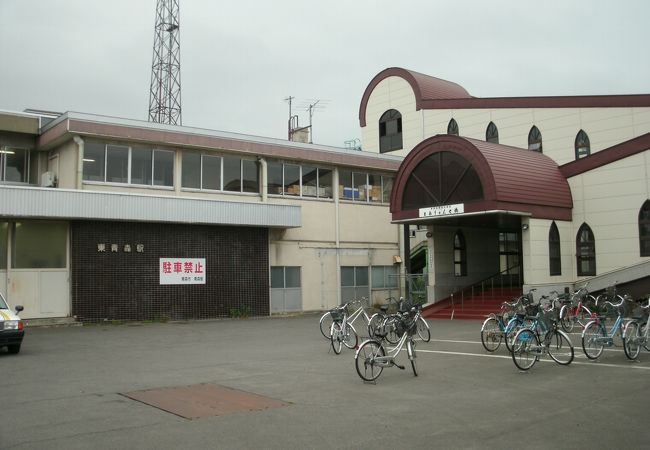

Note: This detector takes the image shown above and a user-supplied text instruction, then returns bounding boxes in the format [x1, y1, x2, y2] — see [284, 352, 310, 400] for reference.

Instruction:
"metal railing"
[449, 264, 522, 312]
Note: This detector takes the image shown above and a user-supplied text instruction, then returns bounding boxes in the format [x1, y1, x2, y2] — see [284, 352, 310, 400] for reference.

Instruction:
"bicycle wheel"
[582, 321, 605, 360]
[642, 321, 650, 352]
[416, 316, 431, 342]
[384, 316, 400, 345]
[559, 304, 574, 333]
[367, 313, 383, 338]
[407, 339, 418, 376]
[578, 305, 592, 326]
[319, 311, 333, 339]
[547, 330, 574, 365]
[480, 317, 502, 352]
[355, 340, 386, 382]
[623, 320, 641, 360]
[330, 322, 343, 354]
[512, 328, 539, 371]
[504, 317, 524, 353]
[343, 324, 359, 349]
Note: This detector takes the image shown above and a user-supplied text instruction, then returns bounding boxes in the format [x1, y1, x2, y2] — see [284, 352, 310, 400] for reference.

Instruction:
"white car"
[0, 292, 24, 354]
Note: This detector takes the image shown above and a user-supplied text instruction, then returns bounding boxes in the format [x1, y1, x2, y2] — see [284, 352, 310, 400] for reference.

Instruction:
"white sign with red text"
[159, 258, 206, 285]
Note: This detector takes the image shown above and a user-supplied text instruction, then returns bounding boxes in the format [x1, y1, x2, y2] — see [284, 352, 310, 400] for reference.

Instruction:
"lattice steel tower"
[148, 0, 182, 125]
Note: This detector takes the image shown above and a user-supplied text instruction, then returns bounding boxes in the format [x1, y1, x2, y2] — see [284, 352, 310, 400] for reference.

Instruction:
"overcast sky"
[1, 0, 649, 148]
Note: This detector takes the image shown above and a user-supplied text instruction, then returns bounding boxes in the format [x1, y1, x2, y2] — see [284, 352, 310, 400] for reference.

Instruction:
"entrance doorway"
[498, 231, 522, 286]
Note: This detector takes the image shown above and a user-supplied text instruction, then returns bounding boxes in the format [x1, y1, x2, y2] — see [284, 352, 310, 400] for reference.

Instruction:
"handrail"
[450, 264, 522, 311]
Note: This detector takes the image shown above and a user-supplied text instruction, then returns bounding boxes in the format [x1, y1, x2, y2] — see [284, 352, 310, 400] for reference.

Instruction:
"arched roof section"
[359, 67, 473, 127]
[390, 135, 573, 222]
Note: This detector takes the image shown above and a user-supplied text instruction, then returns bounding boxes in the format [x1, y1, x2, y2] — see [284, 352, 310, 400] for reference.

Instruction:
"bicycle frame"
[583, 314, 625, 346]
[364, 329, 414, 368]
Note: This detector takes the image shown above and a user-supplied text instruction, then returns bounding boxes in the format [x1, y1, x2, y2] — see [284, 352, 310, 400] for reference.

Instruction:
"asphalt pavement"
[1, 315, 649, 449]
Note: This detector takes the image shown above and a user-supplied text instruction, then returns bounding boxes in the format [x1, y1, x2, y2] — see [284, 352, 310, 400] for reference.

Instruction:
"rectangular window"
[223, 156, 241, 192]
[1, 148, 28, 183]
[82, 142, 106, 182]
[106, 145, 129, 183]
[302, 166, 317, 198]
[271, 266, 301, 288]
[181, 152, 201, 189]
[353, 172, 368, 202]
[153, 150, 174, 187]
[241, 159, 259, 193]
[338, 169, 353, 200]
[367, 173, 381, 203]
[131, 146, 152, 185]
[382, 176, 393, 203]
[202, 155, 222, 190]
[267, 161, 283, 195]
[12, 221, 67, 269]
[318, 168, 333, 199]
[371, 265, 398, 288]
[284, 164, 300, 196]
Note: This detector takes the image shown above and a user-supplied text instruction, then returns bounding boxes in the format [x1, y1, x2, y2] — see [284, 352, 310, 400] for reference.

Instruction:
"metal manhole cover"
[121, 383, 289, 419]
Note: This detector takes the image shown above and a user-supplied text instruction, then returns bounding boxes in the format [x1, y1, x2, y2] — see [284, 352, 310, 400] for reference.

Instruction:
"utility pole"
[148, 0, 182, 125]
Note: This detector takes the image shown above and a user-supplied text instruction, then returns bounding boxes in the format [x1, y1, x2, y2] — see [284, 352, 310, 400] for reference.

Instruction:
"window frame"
[528, 126, 543, 153]
[549, 221, 561, 276]
[447, 118, 459, 136]
[576, 223, 596, 276]
[486, 122, 499, 144]
[0, 147, 30, 183]
[575, 130, 591, 159]
[453, 230, 467, 277]
[639, 200, 650, 257]
[379, 109, 403, 153]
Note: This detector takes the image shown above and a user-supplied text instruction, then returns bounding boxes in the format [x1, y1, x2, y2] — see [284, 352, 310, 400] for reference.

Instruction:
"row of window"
[83, 142, 394, 203]
[377, 109, 592, 160]
[270, 265, 398, 290]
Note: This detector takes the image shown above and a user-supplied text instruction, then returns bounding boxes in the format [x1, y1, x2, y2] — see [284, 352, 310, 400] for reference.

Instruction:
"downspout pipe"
[73, 135, 84, 190]
[258, 156, 267, 202]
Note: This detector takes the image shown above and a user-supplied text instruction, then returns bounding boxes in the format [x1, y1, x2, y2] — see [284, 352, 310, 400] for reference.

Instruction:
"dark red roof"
[390, 135, 573, 222]
[360, 67, 650, 127]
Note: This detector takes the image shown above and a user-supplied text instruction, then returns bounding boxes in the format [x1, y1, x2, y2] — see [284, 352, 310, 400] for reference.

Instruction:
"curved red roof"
[390, 135, 573, 222]
[359, 67, 473, 126]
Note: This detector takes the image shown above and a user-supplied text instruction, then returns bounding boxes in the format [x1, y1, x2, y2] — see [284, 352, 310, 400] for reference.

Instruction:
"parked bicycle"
[559, 282, 596, 333]
[354, 306, 419, 382]
[329, 302, 359, 354]
[369, 297, 431, 344]
[581, 293, 630, 360]
[511, 300, 574, 370]
[480, 294, 530, 352]
[622, 296, 650, 360]
[319, 297, 373, 340]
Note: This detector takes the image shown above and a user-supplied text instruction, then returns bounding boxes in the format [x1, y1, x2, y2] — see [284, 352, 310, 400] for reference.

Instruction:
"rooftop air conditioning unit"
[41, 171, 56, 187]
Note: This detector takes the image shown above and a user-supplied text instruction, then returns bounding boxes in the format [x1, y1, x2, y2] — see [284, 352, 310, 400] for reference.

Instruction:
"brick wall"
[71, 221, 269, 322]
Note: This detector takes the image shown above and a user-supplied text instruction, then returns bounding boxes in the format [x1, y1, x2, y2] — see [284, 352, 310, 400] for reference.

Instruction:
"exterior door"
[498, 231, 522, 286]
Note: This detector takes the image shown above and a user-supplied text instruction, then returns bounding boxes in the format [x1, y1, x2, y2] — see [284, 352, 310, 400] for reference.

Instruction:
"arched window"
[447, 118, 459, 136]
[528, 126, 543, 152]
[486, 122, 499, 144]
[575, 130, 591, 159]
[379, 109, 402, 153]
[639, 200, 650, 257]
[576, 223, 596, 276]
[453, 230, 467, 276]
[549, 222, 561, 276]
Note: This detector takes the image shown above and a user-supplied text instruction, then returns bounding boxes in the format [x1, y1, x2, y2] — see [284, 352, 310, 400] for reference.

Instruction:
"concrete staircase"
[422, 287, 522, 320]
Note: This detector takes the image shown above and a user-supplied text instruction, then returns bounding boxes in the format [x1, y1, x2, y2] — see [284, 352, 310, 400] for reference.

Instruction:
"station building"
[1, 66, 650, 321]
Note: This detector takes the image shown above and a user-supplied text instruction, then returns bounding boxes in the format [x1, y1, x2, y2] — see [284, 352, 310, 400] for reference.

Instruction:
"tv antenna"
[285, 97, 329, 144]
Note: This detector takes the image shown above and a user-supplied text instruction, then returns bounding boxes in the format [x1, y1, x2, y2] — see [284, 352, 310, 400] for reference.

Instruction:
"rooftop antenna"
[148, 0, 182, 125]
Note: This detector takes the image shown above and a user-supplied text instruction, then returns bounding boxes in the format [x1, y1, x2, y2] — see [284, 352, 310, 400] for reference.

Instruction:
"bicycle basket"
[330, 308, 345, 322]
[525, 303, 540, 317]
[395, 312, 417, 337]
[538, 308, 556, 330]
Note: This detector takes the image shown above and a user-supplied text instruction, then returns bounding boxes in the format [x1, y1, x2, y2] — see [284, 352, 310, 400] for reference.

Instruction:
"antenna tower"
[148, 0, 182, 125]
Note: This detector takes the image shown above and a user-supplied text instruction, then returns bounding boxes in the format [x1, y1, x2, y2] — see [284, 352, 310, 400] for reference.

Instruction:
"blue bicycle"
[581, 295, 630, 360]
[480, 290, 535, 353]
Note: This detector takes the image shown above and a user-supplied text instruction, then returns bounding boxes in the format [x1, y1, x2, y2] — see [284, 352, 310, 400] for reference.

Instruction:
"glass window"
[353, 172, 368, 202]
[267, 161, 283, 195]
[339, 169, 353, 200]
[575, 130, 591, 159]
[371, 265, 398, 288]
[454, 230, 467, 276]
[270, 267, 284, 288]
[285, 267, 301, 288]
[367, 174, 381, 203]
[639, 200, 650, 257]
[528, 126, 542, 152]
[2, 148, 28, 182]
[0, 222, 7, 269]
[106, 145, 129, 183]
[382, 176, 393, 204]
[486, 122, 499, 144]
[223, 156, 241, 192]
[341, 266, 355, 286]
[379, 109, 403, 153]
[318, 168, 333, 199]
[355, 266, 369, 287]
[302, 166, 318, 198]
[12, 221, 67, 269]
[181, 152, 201, 189]
[284, 164, 300, 196]
[499, 232, 519, 274]
[549, 222, 561, 276]
[82, 142, 106, 182]
[202, 155, 222, 190]
[447, 118, 459, 136]
[241, 159, 258, 193]
[576, 223, 596, 276]
[131, 146, 152, 185]
[153, 150, 174, 187]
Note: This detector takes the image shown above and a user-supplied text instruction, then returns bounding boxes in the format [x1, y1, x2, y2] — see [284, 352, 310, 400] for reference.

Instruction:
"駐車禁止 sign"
[159, 258, 206, 285]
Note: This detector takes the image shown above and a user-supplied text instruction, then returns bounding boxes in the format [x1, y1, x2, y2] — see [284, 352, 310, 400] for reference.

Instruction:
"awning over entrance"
[390, 135, 573, 223]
